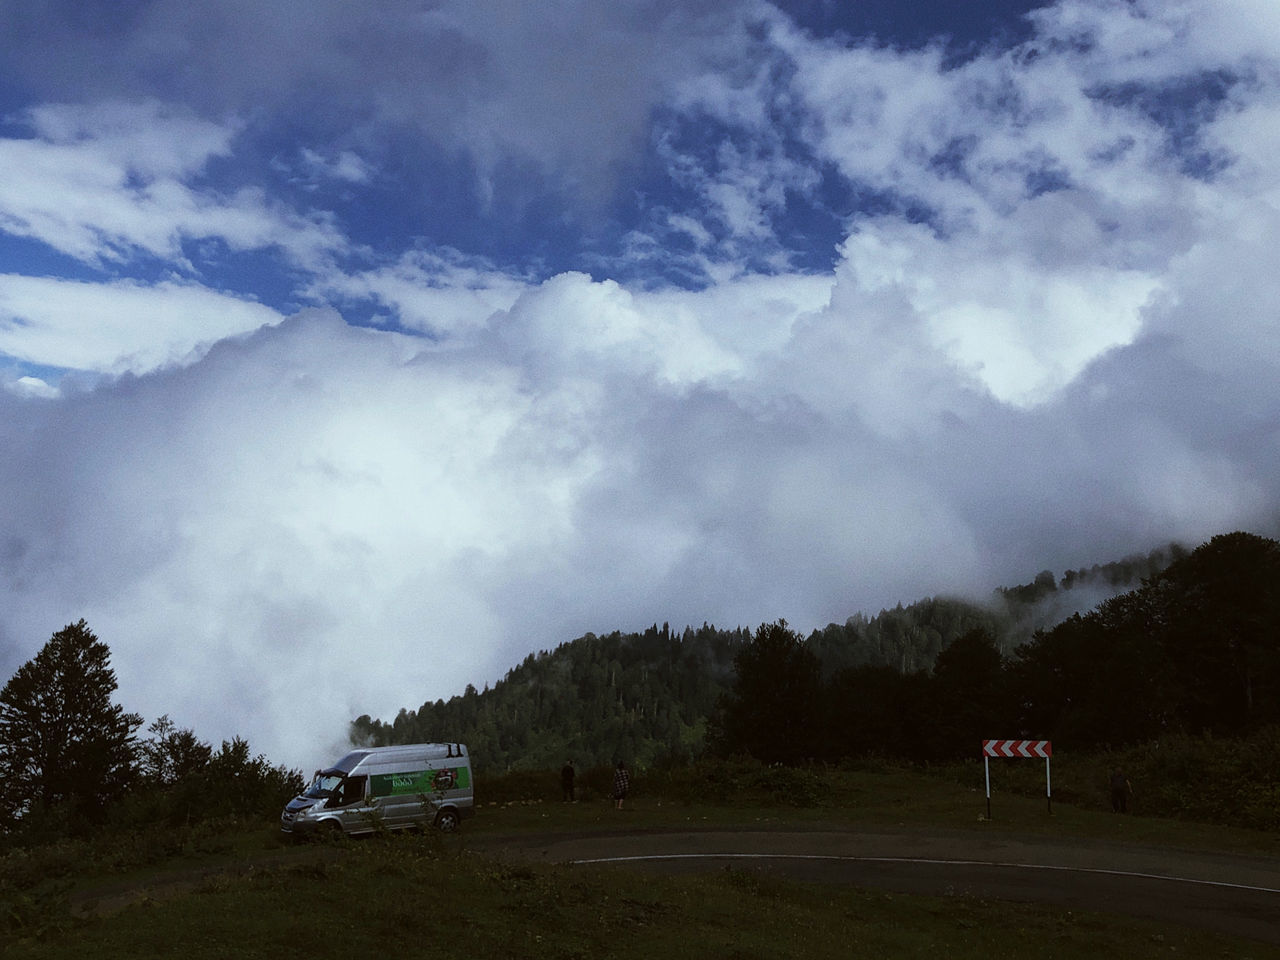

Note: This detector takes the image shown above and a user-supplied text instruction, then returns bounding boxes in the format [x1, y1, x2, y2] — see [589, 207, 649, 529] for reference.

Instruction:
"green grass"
[471, 763, 1280, 857]
[4, 763, 1280, 958]
[6, 835, 1278, 960]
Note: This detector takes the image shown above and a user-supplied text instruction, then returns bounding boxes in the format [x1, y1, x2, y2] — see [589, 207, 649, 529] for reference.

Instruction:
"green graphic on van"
[370, 767, 471, 798]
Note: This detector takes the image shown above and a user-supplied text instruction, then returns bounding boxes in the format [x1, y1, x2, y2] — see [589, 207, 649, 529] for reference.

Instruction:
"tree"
[1153, 532, 1280, 732]
[139, 715, 213, 787]
[1007, 532, 1280, 748]
[0, 620, 142, 831]
[200, 737, 304, 822]
[718, 620, 821, 764]
[928, 628, 1009, 761]
[820, 664, 931, 761]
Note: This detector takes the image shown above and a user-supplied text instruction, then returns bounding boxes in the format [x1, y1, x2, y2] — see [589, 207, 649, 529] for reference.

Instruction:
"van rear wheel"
[434, 809, 459, 832]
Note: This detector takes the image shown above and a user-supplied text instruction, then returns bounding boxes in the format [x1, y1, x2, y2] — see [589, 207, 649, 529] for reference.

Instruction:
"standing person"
[1110, 767, 1132, 813]
[613, 760, 630, 810]
[560, 759, 576, 803]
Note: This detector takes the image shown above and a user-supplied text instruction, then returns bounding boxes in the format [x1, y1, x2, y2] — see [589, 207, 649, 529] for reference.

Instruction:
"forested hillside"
[351, 543, 1185, 771]
[726, 532, 1280, 768]
[352, 623, 748, 772]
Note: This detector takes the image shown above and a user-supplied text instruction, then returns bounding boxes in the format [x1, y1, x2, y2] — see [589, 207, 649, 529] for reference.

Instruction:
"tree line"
[352, 542, 1190, 771]
[1, 532, 1247, 840]
[352, 622, 750, 772]
[0, 621, 301, 841]
[722, 533, 1280, 765]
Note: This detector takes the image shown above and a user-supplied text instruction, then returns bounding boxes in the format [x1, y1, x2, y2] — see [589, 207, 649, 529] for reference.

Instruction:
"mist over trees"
[352, 541, 1196, 771]
[0, 531, 1269, 844]
[770, 532, 1280, 764]
[1008, 532, 1280, 746]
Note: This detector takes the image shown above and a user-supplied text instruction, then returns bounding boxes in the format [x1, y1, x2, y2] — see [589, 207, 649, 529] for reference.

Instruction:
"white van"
[281, 743, 473, 836]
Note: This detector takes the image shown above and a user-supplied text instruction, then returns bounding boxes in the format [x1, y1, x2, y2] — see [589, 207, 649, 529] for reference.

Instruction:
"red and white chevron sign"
[983, 739, 1051, 758]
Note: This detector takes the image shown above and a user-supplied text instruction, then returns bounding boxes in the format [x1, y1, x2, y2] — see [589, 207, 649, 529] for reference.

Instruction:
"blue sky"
[1, 0, 1278, 766]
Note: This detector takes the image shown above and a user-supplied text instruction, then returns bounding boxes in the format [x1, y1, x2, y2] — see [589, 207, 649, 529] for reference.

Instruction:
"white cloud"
[6, 376, 58, 399]
[493, 272, 749, 386]
[0, 274, 285, 375]
[489, 270, 833, 388]
[1028, 0, 1280, 81]
[310, 249, 531, 338]
[703, 0, 1276, 409]
[0, 101, 346, 269]
[0, 238, 1278, 771]
[0, 309, 606, 766]
[829, 219, 1162, 406]
[299, 149, 372, 185]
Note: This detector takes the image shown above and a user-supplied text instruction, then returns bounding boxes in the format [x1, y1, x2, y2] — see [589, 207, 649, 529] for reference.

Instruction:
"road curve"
[474, 827, 1280, 946]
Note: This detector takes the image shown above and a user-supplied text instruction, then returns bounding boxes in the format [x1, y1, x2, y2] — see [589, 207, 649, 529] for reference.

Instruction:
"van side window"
[337, 775, 367, 807]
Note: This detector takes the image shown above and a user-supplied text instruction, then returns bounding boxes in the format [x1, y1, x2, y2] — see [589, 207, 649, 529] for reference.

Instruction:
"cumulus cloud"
[722, 0, 1270, 407]
[2, 252, 1277, 773]
[0, 297, 990, 767]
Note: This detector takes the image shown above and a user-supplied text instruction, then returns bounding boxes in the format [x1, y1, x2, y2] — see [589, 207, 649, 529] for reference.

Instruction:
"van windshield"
[330, 751, 370, 774]
[302, 770, 345, 800]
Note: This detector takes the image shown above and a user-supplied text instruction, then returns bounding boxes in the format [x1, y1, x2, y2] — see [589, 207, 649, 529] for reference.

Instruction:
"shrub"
[933, 728, 1280, 831]
[646, 757, 827, 808]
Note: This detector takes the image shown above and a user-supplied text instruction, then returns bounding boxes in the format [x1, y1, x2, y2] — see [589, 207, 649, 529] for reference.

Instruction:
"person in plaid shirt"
[613, 760, 630, 810]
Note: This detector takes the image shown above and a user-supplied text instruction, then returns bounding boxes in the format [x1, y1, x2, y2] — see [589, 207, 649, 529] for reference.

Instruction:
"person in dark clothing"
[560, 760, 576, 802]
[613, 760, 630, 810]
[1110, 767, 1132, 813]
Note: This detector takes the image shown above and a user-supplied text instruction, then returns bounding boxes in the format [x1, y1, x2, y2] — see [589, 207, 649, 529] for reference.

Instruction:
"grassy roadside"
[472, 763, 1280, 857]
[7, 831, 1280, 960]
[4, 764, 1279, 958]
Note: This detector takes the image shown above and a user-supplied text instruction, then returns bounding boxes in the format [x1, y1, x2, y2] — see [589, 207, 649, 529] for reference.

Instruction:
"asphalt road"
[475, 827, 1280, 946]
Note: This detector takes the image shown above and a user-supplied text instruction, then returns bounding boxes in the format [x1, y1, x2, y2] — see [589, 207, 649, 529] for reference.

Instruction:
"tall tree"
[1154, 532, 1280, 732]
[821, 664, 932, 761]
[718, 620, 821, 764]
[928, 628, 1009, 761]
[0, 620, 142, 830]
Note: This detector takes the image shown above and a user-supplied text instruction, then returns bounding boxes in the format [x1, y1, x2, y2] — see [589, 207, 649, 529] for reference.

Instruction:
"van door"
[370, 767, 439, 829]
[327, 775, 370, 832]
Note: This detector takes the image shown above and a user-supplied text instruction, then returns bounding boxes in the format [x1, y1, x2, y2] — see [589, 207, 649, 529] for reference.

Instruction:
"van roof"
[327, 743, 468, 773]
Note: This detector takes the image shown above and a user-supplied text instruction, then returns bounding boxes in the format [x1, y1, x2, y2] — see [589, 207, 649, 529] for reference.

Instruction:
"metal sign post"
[982, 739, 1053, 818]
[984, 753, 992, 820]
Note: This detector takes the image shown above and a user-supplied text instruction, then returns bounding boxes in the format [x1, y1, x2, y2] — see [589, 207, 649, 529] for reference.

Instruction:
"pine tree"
[0, 620, 142, 831]
[718, 620, 821, 764]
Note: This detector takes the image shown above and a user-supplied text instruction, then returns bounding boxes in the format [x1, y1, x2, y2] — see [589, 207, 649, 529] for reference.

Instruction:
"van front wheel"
[434, 809, 460, 832]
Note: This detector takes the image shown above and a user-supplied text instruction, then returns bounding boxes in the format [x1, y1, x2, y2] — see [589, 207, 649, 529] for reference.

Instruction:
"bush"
[1110, 727, 1280, 830]
[646, 757, 827, 808]
[931, 728, 1280, 831]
